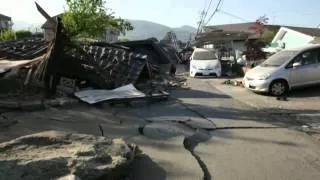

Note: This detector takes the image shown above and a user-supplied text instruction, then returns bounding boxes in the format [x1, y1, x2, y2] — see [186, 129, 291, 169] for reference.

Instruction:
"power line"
[196, 1, 208, 34]
[217, 9, 249, 22]
[203, 0, 208, 11]
[196, 0, 214, 34]
[196, 11, 206, 34]
[203, 0, 214, 20]
[205, 0, 223, 26]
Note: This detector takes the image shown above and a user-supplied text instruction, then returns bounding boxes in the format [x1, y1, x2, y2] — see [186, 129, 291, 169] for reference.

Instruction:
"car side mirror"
[293, 62, 301, 68]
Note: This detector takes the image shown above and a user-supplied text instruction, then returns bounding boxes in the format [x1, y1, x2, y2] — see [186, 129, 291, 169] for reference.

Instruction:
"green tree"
[0, 30, 16, 42]
[260, 31, 276, 45]
[62, 0, 133, 38]
[15, 30, 32, 39]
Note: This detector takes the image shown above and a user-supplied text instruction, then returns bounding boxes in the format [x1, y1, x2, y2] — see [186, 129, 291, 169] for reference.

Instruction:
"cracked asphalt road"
[130, 77, 320, 180]
[1, 75, 320, 179]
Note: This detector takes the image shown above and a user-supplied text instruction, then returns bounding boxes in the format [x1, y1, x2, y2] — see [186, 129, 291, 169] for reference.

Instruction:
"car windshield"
[193, 51, 217, 60]
[261, 50, 298, 67]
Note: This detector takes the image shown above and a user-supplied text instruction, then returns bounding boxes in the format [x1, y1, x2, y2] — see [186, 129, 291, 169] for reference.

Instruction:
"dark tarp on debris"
[114, 39, 177, 75]
[114, 39, 172, 65]
[0, 37, 48, 60]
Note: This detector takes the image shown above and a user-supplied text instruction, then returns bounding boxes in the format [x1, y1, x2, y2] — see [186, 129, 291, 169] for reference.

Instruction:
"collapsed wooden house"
[0, 3, 173, 104]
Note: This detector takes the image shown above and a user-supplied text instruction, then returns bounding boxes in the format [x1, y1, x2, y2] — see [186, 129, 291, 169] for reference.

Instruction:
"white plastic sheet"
[74, 84, 146, 104]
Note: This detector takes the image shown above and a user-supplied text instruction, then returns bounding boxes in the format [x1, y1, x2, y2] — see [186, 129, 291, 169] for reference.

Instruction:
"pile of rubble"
[222, 79, 244, 87]
[0, 4, 178, 108]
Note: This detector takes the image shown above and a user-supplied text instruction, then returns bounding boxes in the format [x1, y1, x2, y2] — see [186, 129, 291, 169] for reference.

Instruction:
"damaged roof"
[38, 19, 159, 91]
[204, 22, 280, 39]
[0, 2, 171, 103]
[114, 39, 172, 65]
[0, 37, 48, 60]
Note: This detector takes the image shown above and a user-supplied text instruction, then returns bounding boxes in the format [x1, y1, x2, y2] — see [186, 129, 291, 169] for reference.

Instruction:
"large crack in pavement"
[138, 121, 213, 179]
[137, 119, 284, 180]
[128, 84, 290, 179]
[183, 132, 213, 180]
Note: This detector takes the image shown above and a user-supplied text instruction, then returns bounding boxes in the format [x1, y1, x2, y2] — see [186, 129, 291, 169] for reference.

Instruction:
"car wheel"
[269, 80, 288, 96]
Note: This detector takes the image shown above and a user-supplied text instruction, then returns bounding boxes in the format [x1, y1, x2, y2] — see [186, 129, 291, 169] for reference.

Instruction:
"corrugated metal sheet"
[74, 84, 146, 104]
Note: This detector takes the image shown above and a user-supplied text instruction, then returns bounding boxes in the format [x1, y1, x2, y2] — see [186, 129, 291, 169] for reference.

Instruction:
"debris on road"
[75, 84, 146, 104]
[222, 79, 244, 87]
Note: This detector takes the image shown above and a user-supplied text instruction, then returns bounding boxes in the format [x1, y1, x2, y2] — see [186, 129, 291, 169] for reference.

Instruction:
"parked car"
[189, 48, 221, 77]
[243, 44, 320, 96]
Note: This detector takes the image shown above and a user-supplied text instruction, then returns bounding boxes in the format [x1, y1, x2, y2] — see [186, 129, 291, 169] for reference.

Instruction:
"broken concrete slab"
[128, 136, 203, 179]
[0, 131, 139, 180]
[140, 122, 196, 140]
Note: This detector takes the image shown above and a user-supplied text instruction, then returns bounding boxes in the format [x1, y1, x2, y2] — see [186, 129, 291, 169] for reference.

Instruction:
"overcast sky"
[0, 0, 319, 28]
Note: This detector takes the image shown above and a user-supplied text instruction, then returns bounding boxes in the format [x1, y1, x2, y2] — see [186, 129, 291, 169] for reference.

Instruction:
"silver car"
[243, 44, 320, 96]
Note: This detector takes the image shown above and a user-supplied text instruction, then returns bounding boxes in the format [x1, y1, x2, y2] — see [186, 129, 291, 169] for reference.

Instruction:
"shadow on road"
[171, 88, 230, 99]
[210, 130, 301, 147]
[289, 84, 320, 98]
[129, 154, 167, 180]
[251, 84, 320, 99]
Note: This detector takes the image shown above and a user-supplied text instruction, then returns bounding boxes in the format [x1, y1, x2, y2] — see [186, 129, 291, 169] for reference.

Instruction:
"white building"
[271, 27, 319, 49]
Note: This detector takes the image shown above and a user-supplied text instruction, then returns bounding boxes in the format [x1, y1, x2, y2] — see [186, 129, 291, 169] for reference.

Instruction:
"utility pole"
[196, 10, 206, 35]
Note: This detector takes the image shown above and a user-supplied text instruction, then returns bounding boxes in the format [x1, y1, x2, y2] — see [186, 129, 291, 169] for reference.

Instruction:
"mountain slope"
[123, 20, 196, 42]
[13, 21, 42, 31]
[123, 20, 170, 40]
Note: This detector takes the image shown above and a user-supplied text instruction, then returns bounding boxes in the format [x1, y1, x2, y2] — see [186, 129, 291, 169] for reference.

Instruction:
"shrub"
[16, 30, 32, 39]
[0, 30, 16, 42]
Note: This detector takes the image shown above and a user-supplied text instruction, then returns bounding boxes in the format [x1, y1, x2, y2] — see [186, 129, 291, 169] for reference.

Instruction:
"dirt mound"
[0, 131, 139, 180]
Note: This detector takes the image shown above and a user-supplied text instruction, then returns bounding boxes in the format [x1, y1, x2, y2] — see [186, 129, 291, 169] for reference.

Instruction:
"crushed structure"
[0, 3, 174, 106]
